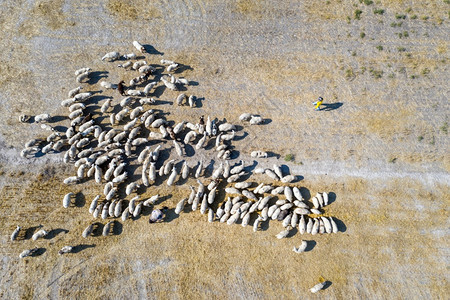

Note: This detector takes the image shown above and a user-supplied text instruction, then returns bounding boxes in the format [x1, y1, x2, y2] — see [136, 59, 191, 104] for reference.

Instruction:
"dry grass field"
[0, 0, 449, 299]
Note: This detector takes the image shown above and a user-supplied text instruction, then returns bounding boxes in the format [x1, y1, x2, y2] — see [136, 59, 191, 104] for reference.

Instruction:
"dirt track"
[0, 1, 449, 299]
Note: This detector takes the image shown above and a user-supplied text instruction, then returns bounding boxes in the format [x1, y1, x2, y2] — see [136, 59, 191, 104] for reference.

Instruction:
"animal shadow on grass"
[334, 217, 347, 233]
[259, 219, 271, 231]
[174, 65, 193, 74]
[234, 131, 248, 141]
[152, 85, 166, 98]
[262, 118, 272, 125]
[45, 228, 69, 240]
[24, 225, 43, 240]
[195, 97, 205, 108]
[267, 151, 280, 159]
[112, 220, 123, 235]
[74, 192, 86, 208]
[72, 244, 96, 253]
[328, 192, 337, 205]
[92, 222, 104, 237]
[184, 143, 196, 157]
[53, 125, 68, 133]
[322, 281, 333, 290]
[31, 248, 46, 257]
[49, 116, 68, 123]
[286, 227, 298, 238]
[321, 102, 343, 111]
[299, 187, 311, 201]
[143, 44, 164, 55]
[87, 71, 108, 84]
[304, 240, 316, 252]
[164, 207, 179, 223]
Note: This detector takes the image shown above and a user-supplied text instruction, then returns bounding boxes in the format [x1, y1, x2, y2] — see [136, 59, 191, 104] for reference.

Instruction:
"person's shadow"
[321, 102, 343, 111]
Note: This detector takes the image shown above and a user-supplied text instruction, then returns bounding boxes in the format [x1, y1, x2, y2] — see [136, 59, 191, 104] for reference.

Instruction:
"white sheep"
[139, 65, 154, 74]
[68, 86, 83, 97]
[239, 113, 252, 121]
[293, 240, 308, 253]
[132, 60, 147, 70]
[102, 51, 120, 61]
[143, 82, 157, 95]
[122, 53, 136, 60]
[34, 113, 51, 123]
[82, 224, 93, 238]
[126, 89, 145, 97]
[19, 248, 39, 259]
[10, 226, 21, 241]
[310, 281, 326, 293]
[160, 59, 175, 65]
[188, 95, 195, 108]
[74, 92, 92, 102]
[76, 72, 90, 83]
[251, 151, 268, 158]
[75, 67, 91, 76]
[133, 41, 145, 53]
[118, 61, 132, 68]
[32, 229, 48, 241]
[167, 167, 178, 186]
[58, 246, 73, 255]
[100, 81, 117, 89]
[167, 63, 178, 72]
[249, 115, 264, 125]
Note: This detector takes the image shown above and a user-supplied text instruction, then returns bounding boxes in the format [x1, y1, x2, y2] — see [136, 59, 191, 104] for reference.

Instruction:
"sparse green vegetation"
[369, 68, 383, 79]
[411, 15, 418, 19]
[397, 31, 409, 38]
[363, 0, 373, 5]
[376, 45, 383, 51]
[421, 68, 430, 76]
[429, 136, 435, 145]
[373, 8, 384, 14]
[444, 0, 450, 4]
[346, 16, 351, 23]
[352, 51, 357, 56]
[395, 14, 407, 19]
[360, 66, 367, 74]
[440, 122, 448, 134]
[388, 157, 397, 163]
[417, 136, 424, 142]
[355, 9, 363, 20]
[284, 154, 295, 162]
[406, 7, 413, 13]
[422, 16, 429, 20]
[391, 22, 403, 27]
[360, 32, 366, 38]
[345, 68, 355, 79]
[388, 73, 395, 78]
[397, 46, 407, 52]
[410, 75, 417, 79]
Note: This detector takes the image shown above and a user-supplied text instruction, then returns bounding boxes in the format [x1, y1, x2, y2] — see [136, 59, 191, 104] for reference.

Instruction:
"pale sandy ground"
[0, 0, 449, 299]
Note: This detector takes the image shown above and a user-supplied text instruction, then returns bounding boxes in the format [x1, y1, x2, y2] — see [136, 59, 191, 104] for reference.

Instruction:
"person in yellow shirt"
[313, 97, 323, 111]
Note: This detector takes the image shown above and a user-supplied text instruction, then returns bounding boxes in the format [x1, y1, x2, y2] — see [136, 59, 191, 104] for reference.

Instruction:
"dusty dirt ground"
[0, 0, 449, 299]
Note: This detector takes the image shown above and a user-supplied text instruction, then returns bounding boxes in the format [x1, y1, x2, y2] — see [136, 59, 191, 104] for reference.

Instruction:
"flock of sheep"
[13, 41, 335, 293]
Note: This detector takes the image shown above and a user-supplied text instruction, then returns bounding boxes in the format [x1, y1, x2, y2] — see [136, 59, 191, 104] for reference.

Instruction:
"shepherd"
[313, 97, 323, 111]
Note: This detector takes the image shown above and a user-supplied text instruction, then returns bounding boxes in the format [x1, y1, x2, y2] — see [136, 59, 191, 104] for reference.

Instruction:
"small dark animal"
[118, 81, 125, 96]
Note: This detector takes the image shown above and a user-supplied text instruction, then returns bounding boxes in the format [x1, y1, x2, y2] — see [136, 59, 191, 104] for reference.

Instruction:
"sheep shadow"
[286, 227, 298, 238]
[74, 192, 86, 208]
[234, 131, 248, 141]
[194, 97, 205, 108]
[112, 220, 123, 235]
[188, 81, 199, 86]
[304, 240, 316, 252]
[333, 217, 347, 233]
[164, 207, 179, 223]
[72, 244, 96, 253]
[87, 72, 108, 84]
[328, 192, 337, 205]
[152, 86, 166, 98]
[267, 151, 280, 159]
[31, 248, 46, 257]
[299, 187, 311, 201]
[92, 222, 104, 237]
[45, 228, 69, 240]
[49, 116, 68, 123]
[321, 102, 343, 111]
[322, 281, 333, 290]
[174, 65, 193, 74]
[143, 44, 164, 55]
[24, 225, 43, 240]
